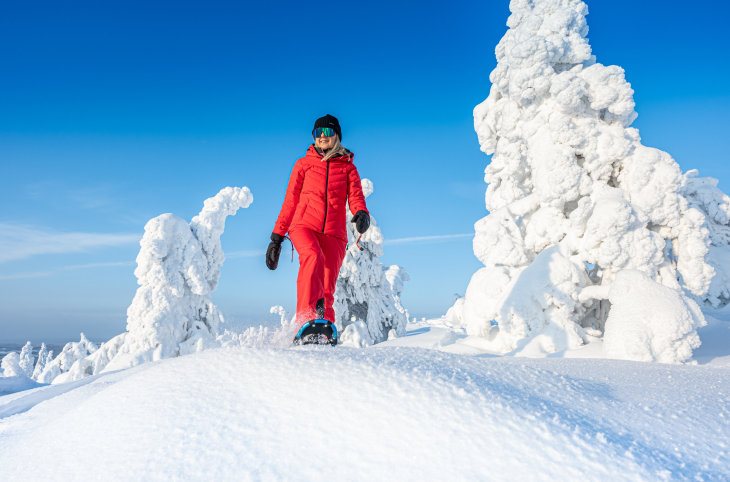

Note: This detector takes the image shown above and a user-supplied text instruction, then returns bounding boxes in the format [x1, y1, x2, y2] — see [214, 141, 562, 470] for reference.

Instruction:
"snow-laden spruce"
[334, 179, 410, 345]
[0, 342, 53, 382]
[444, 0, 726, 363]
[31, 343, 52, 380]
[17, 342, 34, 377]
[682, 170, 730, 307]
[37, 334, 98, 383]
[40, 187, 253, 383]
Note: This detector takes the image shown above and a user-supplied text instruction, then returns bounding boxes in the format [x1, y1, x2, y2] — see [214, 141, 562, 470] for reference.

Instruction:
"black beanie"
[313, 114, 342, 141]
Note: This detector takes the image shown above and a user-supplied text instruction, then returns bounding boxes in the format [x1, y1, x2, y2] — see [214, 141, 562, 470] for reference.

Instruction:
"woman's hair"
[321, 135, 348, 162]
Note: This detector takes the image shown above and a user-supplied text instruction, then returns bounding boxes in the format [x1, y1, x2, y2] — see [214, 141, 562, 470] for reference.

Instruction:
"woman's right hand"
[266, 233, 284, 270]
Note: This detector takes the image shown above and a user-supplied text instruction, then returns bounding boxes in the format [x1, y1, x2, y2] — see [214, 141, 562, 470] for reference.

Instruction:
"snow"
[603, 270, 704, 363]
[445, 0, 729, 362]
[0, 334, 727, 481]
[0, 376, 42, 397]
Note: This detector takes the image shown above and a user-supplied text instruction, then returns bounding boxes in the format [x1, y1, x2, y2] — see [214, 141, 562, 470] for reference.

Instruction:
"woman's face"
[315, 131, 336, 150]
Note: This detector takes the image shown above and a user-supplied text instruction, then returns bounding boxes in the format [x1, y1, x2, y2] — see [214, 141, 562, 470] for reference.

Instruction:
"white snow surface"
[0, 328, 727, 481]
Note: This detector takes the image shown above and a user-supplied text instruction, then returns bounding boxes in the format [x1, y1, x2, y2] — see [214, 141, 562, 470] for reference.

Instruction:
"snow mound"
[604, 270, 704, 363]
[1, 347, 727, 481]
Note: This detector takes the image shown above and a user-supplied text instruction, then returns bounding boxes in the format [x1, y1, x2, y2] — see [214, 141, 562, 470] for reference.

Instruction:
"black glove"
[266, 233, 284, 270]
[351, 210, 370, 234]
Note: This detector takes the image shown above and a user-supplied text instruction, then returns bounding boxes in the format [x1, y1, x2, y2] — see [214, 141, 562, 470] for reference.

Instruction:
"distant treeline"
[0, 344, 64, 361]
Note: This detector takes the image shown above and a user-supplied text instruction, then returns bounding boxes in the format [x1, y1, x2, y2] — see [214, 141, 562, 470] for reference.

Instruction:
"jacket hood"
[306, 144, 354, 162]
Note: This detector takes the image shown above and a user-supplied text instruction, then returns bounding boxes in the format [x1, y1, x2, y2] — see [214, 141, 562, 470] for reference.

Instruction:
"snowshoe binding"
[293, 319, 338, 346]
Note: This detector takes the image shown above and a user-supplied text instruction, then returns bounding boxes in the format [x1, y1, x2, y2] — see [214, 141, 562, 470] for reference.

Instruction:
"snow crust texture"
[1, 347, 727, 481]
[445, 0, 726, 363]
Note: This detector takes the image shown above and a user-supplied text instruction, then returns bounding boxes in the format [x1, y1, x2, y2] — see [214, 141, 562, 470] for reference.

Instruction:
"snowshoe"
[293, 319, 338, 346]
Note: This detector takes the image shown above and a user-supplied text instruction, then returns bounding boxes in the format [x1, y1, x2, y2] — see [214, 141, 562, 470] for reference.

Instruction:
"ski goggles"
[312, 127, 336, 138]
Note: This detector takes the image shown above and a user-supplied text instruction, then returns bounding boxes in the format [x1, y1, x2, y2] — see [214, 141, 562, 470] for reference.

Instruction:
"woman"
[266, 114, 370, 336]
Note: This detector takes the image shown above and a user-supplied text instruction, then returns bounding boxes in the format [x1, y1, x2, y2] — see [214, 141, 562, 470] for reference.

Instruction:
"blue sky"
[1, 0, 728, 343]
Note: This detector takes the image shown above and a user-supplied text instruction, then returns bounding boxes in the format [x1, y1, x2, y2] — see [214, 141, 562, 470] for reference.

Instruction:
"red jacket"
[273, 145, 369, 241]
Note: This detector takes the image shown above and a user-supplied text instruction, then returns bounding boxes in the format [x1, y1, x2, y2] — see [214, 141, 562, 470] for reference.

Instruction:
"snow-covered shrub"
[334, 179, 410, 344]
[37, 334, 98, 383]
[53, 333, 127, 384]
[446, 0, 715, 362]
[1, 351, 23, 377]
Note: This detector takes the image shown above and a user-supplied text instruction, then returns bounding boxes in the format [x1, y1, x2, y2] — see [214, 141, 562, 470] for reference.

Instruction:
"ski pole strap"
[284, 235, 294, 262]
[355, 234, 364, 251]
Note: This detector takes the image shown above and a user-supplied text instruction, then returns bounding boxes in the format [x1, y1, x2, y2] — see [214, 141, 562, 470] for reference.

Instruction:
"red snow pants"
[289, 227, 347, 326]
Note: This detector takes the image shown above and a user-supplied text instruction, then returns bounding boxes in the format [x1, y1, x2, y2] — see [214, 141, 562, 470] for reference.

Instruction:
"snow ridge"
[1, 347, 727, 481]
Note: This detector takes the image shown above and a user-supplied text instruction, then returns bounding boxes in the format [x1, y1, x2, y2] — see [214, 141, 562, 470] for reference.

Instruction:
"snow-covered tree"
[1, 351, 23, 377]
[44, 187, 253, 383]
[682, 170, 730, 308]
[444, 0, 721, 363]
[32, 343, 50, 380]
[18, 341, 34, 378]
[37, 333, 98, 383]
[335, 179, 410, 345]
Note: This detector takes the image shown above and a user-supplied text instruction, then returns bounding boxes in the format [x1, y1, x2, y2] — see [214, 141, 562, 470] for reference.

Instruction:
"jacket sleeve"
[347, 164, 369, 215]
[273, 160, 305, 236]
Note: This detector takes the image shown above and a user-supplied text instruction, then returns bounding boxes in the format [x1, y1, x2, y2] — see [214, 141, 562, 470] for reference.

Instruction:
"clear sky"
[1, 0, 729, 343]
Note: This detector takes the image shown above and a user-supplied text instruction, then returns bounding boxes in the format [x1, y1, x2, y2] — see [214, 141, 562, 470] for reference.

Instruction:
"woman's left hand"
[352, 210, 370, 234]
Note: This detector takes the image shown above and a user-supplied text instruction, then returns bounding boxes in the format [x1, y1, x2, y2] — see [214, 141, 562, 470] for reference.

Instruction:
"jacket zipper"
[321, 159, 331, 233]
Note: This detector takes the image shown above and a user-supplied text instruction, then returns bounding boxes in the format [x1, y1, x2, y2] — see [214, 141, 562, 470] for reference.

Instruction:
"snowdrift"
[1, 345, 727, 481]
